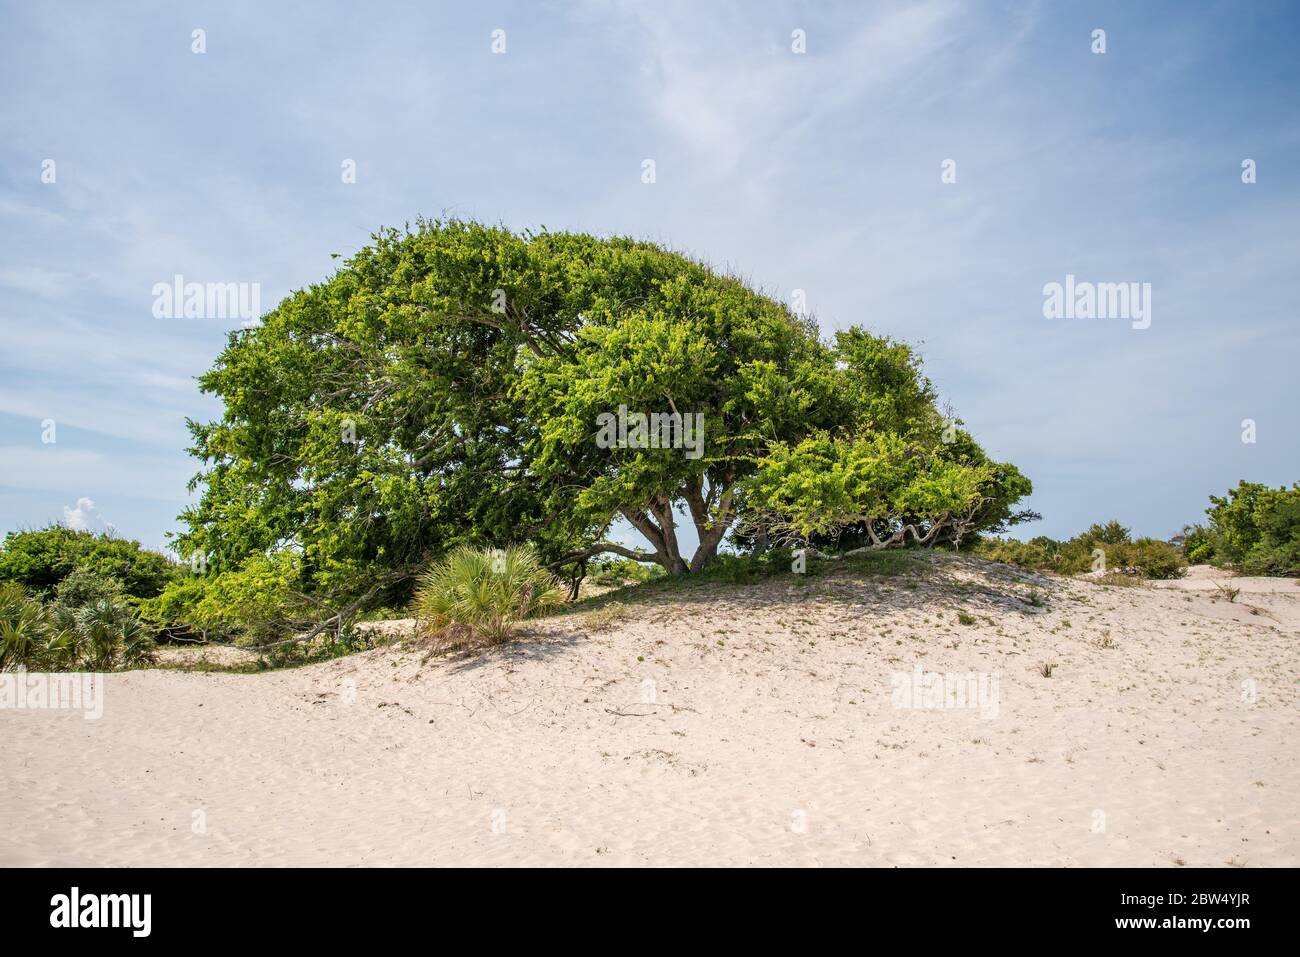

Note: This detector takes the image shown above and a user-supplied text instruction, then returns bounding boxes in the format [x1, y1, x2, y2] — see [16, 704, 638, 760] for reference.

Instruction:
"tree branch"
[546, 541, 660, 569]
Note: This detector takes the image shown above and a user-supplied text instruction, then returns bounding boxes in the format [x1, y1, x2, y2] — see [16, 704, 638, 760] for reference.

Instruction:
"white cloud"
[62, 496, 114, 534]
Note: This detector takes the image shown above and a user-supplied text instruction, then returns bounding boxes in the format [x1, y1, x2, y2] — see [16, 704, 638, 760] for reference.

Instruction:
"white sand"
[3, 554, 1296, 866]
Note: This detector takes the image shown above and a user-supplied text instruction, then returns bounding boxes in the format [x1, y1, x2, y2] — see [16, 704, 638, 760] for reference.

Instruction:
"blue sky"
[1, 0, 1297, 556]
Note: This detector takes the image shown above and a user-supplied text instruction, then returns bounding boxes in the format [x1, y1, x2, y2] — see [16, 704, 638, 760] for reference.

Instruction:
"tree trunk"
[689, 488, 734, 572]
[622, 507, 689, 575]
[650, 497, 690, 574]
[621, 479, 736, 576]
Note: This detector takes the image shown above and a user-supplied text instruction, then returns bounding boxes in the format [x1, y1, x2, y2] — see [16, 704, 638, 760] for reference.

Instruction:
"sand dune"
[3, 554, 1296, 867]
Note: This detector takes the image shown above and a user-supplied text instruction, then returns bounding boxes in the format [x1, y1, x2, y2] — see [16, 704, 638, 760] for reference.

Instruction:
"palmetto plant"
[412, 545, 564, 648]
[42, 604, 84, 668]
[0, 582, 50, 670]
[0, 582, 153, 672]
[74, 600, 153, 670]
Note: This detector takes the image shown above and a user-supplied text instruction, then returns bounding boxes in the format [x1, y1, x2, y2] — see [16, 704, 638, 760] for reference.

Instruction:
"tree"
[1187, 480, 1300, 575]
[177, 220, 1032, 616]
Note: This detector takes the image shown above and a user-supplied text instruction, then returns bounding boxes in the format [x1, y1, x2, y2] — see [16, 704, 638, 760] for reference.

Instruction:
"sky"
[1, 0, 1297, 557]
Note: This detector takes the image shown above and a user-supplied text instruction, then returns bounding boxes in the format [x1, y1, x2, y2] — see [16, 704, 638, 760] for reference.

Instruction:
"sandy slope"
[3, 555, 1296, 867]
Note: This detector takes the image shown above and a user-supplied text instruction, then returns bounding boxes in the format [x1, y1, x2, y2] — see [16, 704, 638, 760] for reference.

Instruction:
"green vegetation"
[971, 521, 1186, 580]
[1213, 582, 1241, 603]
[0, 525, 177, 600]
[0, 527, 178, 671]
[587, 558, 664, 588]
[0, 222, 1027, 651]
[1179, 481, 1300, 576]
[163, 220, 1031, 640]
[0, 582, 154, 671]
[412, 545, 563, 647]
[138, 551, 320, 644]
[16, 229, 1291, 662]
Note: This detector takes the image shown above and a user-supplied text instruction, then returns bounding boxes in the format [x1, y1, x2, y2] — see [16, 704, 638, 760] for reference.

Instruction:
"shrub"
[700, 549, 796, 584]
[1213, 582, 1241, 603]
[972, 523, 1185, 579]
[968, 538, 1056, 571]
[412, 545, 563, 647]
[0, 582, 153, 672]
[1240, 486, 1300, 576]
[1118, 538, 1186, 579]
[588, 558, 662, 588]
[0, 583, 53, 671]
[53, 566, 125, 609]
[0, 525, 178, 599]
[62, 600, 154, 670]
[136, 575, 225, 641]
[138, 551, 309, 644]
[1206, 482, 1268, 562]
[1078, 521, 1132, 547]
[1179, 523, 1217, 564]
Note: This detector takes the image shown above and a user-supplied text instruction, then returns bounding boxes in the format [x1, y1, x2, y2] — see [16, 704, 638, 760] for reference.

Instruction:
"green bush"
[53, 566, 125, 609]
[967, 538, 1056, 571]
[0, 583, 52, 670]
[0, 581, 153, 672]
[588, 558, 663, 587]
[59, 600, 154, 671]
[0, 525, 178, 600]
[1206, 482, 1267, 562]
[692, 549, 798, 584]
[971, 522, 1185, 579]
[1112, 538, 1187, 579]
[1240, 487, 1300, 575]
[1179, 523, 1217, 564]
[138, 551, 308, 644]
[412, 545, 563, 647]
[1078, 521, 1132, 547]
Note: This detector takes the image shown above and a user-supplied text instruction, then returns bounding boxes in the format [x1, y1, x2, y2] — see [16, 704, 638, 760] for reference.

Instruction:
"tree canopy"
[176, 220, 1033, 611]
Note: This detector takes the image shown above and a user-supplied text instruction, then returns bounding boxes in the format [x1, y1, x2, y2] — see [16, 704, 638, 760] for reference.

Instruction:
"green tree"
[177, 220, 1032, 613]
[1193, 480, 1300, 575]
